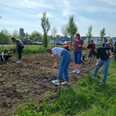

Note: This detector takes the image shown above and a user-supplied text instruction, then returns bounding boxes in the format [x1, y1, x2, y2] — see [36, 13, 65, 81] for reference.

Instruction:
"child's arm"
[51, 54, 58, 68]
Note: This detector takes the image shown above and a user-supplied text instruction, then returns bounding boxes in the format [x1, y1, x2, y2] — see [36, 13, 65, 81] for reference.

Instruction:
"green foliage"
[15, 103, 43, 116]
[87, 26, 92, 44]
[23, 45, 47, 54]
[0, 45, 48, 55]
[0, 30, 11, 44]
[41, 12, 50, 48]
[0, 45, 15, 54]
[66, 16, 77, 42]
[15, 61, 116, 116]
[30, 31, 42, 41]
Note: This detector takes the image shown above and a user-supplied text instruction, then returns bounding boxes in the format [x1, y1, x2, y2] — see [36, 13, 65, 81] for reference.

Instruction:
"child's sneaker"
[72, 70, 77, 73]
[16, 60, 22, 64]
[61, 81, 68, 85]
[76, 70, 80, 75]
[51, 79, 60, 86]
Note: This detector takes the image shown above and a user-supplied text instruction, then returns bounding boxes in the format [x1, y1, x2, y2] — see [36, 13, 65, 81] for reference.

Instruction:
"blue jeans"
[74, 51, 82, 64]
[93, 59, 110, 82]
[58, 50, 70, 81]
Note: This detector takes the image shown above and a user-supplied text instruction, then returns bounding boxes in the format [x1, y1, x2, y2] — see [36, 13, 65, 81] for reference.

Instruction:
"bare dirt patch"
[0, 54, 94, 116]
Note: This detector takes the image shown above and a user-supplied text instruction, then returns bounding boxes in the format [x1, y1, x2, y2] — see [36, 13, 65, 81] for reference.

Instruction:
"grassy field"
[0, 45, 48, 54]
[0, 45, 62, 54]
[15, 60, 116, 116]
[23, 45, 47, 54]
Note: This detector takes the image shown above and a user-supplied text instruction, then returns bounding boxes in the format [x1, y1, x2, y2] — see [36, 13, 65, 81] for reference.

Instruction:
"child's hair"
[47, 49, 52, 54]
[63, 41, 70, 51]
[76, 33, 80, 40]
[11, 37, 16, 42]
[64, 44, 70, 51]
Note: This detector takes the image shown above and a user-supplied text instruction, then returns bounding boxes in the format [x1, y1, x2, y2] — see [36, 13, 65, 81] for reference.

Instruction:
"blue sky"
[0, 0, 116, 36]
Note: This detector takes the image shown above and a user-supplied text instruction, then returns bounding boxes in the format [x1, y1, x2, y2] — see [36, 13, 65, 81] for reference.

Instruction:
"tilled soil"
[0, 54, 93, 116]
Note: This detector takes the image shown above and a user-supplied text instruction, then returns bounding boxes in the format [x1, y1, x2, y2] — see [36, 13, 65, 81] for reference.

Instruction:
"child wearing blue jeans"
[48, 47, 71, 86]
[92, 42, 112, 85]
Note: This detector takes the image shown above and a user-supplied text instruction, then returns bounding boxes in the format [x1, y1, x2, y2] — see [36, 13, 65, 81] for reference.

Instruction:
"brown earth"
[0, 54, 94, 116]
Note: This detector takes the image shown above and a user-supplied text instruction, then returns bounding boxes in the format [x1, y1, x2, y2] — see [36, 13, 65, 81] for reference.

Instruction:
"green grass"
[0, 45, 48, 54]
[23, 45, 47, 54]
[0, 45, 63, 54]
[14, 61, 116, 116]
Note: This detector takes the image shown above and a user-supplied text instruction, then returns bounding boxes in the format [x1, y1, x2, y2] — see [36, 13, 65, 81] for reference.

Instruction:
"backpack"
[17, 40, 24, 48]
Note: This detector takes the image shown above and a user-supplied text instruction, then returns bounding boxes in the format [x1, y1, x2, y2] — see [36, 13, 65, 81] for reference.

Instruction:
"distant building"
[19, 28, 25, 37]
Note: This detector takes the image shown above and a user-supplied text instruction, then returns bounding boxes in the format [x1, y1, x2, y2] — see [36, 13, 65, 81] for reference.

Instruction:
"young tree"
[87, 26, 92, 44]
[41, 12, 50, 48]
[66, 16, 77, 42]
[100, 28, 106, 43]
[0, 29, 11, 44]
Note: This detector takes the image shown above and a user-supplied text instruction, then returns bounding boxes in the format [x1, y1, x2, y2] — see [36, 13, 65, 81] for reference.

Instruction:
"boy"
[92, 42, 112, 85]
[11, 37, 24, 63]
[48, 47, 70, 86]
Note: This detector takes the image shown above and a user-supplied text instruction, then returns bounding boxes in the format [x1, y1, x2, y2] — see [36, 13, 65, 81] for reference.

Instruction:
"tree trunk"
[43, 33, 48, 48]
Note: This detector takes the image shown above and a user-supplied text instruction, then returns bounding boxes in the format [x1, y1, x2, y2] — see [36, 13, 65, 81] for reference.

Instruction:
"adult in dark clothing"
[87, 40, 96, 64]
[11, 37, 24, 63]
[92, 43, 112, 85]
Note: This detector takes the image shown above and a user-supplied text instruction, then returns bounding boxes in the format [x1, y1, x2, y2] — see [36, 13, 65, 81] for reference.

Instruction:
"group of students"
[0, 35, 115, 86]
[48, 33, 114, 86]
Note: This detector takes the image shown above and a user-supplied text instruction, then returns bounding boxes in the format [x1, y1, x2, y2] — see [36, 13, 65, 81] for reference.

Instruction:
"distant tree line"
[0, 12, 108, 47]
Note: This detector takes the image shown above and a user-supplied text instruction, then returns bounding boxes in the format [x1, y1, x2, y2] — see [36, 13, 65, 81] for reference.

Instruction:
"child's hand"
[109, 52, 113, 58]
[52, 63, 57, 69]
[52, 65, 57, 69]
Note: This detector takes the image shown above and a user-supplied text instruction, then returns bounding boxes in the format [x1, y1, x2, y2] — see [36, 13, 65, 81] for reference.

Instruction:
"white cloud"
[0, 0, 116, 36]
[98, 0, 116, 6]
[21, 0, 54, 10]
[62, 0, 73, 17]
[77, 5, 116, 13]
[0, 0, 55, 10]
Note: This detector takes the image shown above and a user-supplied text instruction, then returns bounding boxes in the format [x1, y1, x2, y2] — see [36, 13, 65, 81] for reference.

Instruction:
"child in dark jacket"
[11, 37, 24, 63]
